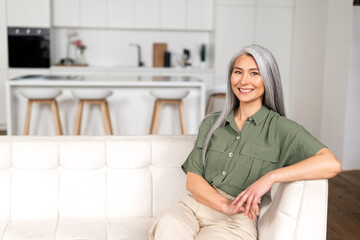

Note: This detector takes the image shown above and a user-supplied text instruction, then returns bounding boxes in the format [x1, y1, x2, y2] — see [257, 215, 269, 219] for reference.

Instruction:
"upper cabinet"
[108, 0, 135, 28]
[160, 0, 186, 29]
[6, 0, 51, 27]
[188, 0, 214, 30]
[0, 0, 8, 69]
[53, 0, 80, 27]
[135, 0, 160, 29]
[80, 0, 107, 27]
[52, 0, 213, 31]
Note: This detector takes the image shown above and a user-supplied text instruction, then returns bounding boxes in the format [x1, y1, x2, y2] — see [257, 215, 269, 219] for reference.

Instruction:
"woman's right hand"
[222, 201, 257, 220]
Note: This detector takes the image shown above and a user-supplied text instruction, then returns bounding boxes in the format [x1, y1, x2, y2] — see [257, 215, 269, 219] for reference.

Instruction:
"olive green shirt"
[181, 105, 326, 197]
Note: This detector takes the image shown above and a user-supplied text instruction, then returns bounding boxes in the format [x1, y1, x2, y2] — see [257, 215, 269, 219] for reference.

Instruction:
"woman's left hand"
[232, 173, 274, 220]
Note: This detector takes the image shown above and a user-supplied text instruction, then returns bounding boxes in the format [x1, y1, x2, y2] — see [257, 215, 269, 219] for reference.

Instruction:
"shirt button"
[228, 152, 233, 157]
[222, 171, 226, 176]
[236, 136, 240, 140]
[249, 116, 254, 121]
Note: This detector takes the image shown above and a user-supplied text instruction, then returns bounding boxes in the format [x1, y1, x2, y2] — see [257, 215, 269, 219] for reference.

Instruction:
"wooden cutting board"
[153, 43, 167, 67]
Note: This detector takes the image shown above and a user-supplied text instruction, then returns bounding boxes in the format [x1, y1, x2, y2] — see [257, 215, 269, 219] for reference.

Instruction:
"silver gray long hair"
[202, 44, 286, 166]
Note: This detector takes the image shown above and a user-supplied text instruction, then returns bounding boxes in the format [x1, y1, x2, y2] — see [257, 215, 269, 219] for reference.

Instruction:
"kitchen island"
[6, 75, 206, 136]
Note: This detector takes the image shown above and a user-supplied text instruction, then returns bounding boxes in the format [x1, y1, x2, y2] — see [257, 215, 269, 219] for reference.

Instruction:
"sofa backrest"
[0, 135, 196, 220]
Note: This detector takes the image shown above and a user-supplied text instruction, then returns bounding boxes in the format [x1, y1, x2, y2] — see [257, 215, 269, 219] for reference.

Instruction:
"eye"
[251, 72, 259, 75]
[233, 70, 242, 74]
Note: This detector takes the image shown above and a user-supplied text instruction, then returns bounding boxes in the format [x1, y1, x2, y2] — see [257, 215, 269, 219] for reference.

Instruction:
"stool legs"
[150, 99, 187, 135]
[74, 100, 84, 135]
[23, 99, 63, 135]
[178, 100, 187, 134]
[100, 100, 113, 135]
[74, 99, 113, 135]
[50, 99, 63, 135]
[150, 99, 161, 134]
[24, 100, 33, 135]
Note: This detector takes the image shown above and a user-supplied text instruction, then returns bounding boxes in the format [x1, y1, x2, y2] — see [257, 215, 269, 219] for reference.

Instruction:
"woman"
[149, 44, 341, 240]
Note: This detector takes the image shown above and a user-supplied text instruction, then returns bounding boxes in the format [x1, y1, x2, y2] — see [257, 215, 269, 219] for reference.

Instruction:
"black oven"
[8, 27, 50, 68]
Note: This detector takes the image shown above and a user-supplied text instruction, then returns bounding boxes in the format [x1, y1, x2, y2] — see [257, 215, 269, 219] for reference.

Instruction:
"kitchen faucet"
[130, 43, 144, 67]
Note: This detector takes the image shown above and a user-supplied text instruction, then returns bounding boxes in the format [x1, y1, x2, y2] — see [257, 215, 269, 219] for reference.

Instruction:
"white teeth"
[240, 89, 253, 93]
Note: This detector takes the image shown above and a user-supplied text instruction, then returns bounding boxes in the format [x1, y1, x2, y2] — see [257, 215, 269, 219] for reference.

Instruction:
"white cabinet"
[0, 69, 8, 128]
[135, 0, 160, 29]
[0, 0, 8, 69]
[160, 0, 186, 29]
[108, 0, 135, 28]
[52, 0, 80, 27]
[80, 0, 107, 27]
[188, 0, 214, 30]
[6, 0, 50, 27]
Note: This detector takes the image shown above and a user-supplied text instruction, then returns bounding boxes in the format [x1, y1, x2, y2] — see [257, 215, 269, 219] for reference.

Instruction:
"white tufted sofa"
[0, 136, 328, 240]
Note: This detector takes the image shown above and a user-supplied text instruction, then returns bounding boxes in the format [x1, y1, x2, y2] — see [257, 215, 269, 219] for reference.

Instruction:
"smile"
[239, 88, 254, 94]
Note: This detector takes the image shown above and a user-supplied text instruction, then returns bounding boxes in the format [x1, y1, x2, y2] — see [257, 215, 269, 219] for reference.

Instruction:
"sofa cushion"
[151, 136, 196, 168]
[0, 141, 11, 169]
[107, 168, 152, 218]
[55, 219, 106, 240]
[0, 171, 10, 221]
[12, 140, 58, 170]
[3, 219, 57, 240]
[11, 169, 58, 220]
[59, 169, 106, 219]
[59, 140, 105, 170]
[107, 218, 154, 240]
[106, 138, 151, 169]
[151, 167, 188, 216]
[0, 220, 8, 239]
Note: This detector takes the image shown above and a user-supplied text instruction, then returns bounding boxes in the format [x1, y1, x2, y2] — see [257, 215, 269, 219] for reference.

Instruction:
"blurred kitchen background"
[0, 0, 359, 170]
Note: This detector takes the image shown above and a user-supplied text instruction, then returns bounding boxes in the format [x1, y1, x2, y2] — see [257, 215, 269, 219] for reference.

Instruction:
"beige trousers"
[149, 189, 257, 240]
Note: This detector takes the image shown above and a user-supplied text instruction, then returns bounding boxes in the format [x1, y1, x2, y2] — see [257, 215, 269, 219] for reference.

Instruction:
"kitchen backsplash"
[52, 28, 211, 68]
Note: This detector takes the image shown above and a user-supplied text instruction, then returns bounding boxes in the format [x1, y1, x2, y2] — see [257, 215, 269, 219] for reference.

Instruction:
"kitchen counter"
[6, 75, 206, 136]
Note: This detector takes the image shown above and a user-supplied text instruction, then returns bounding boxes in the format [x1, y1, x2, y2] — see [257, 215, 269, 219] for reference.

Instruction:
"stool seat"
[20, 89, 62, 99]
[150, 90, 189, 100]
[72, 89, 112, 100]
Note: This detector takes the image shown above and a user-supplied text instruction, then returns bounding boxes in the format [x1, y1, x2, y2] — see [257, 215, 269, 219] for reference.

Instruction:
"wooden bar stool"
[206, 85, 227, 114]
[72, 89, 113, 135]
[21, 89, 63, 135]
[149, 89, 189, 134]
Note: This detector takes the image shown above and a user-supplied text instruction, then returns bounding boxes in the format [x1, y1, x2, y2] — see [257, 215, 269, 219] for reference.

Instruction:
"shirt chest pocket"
[229, 144, 280, 190]
[203, 140, 227, 179]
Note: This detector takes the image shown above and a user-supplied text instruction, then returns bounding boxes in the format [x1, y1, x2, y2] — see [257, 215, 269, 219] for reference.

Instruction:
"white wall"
[52, 29, 211, 68]
[289, 0, 328, 136]
[291, 0, 355, 168]
[342, 7, 360, 170]
[320, 0, 353, 161]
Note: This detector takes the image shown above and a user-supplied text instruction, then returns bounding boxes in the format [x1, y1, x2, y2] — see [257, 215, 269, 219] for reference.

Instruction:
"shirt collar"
[226, 105, 270, 126]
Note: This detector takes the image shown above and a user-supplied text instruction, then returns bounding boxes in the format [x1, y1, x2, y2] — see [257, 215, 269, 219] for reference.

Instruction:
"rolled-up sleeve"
[284, 125, 327, 166]
[181, 116, 214, 176]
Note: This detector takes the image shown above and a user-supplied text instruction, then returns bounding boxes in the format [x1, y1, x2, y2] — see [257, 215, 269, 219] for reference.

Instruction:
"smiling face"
[231, 54, 265, 106]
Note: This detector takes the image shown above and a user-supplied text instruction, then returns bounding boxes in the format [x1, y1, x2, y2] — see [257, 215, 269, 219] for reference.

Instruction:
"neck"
[234, 101, 262, 121]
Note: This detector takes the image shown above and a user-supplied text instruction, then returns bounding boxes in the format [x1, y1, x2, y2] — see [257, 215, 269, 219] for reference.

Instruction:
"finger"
[251, 198, 259, 216]
[232, 190, 246, 205]
[234, 195, 249, 213]
[244, 195, 254, 216]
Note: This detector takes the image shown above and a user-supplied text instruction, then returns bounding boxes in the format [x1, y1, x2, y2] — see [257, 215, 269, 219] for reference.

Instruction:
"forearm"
[268, 148, 341, 184]
[186, 171, 231, 214]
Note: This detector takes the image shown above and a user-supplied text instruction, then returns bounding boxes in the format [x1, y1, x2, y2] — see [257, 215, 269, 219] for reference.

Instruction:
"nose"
[240, 73, 250, 85]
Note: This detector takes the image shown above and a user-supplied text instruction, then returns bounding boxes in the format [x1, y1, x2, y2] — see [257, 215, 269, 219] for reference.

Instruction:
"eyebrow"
[233, 67, 259, 71]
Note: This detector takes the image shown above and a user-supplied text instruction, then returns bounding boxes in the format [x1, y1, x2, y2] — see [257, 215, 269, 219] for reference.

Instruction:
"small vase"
[75, 49, 86, 65]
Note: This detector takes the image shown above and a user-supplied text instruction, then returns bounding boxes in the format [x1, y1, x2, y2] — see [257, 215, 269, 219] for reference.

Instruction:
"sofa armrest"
[257, 179, 328, 240]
